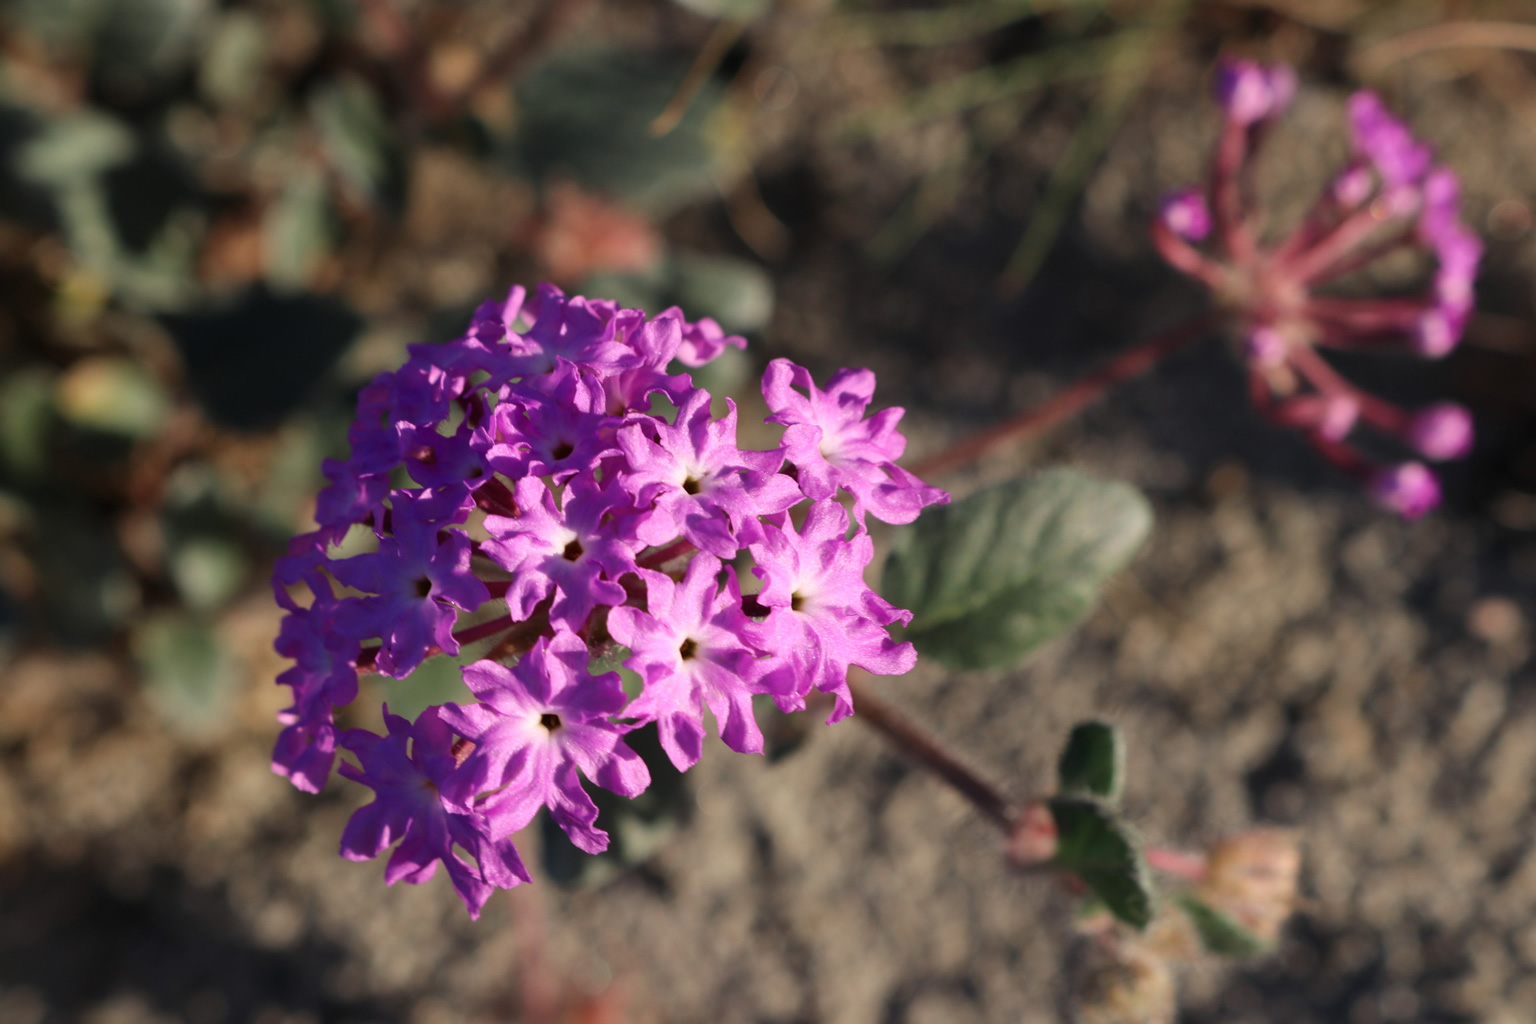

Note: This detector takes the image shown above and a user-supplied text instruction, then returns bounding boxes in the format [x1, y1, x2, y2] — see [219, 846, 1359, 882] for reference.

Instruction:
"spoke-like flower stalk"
[1153, 58, 1483, 517]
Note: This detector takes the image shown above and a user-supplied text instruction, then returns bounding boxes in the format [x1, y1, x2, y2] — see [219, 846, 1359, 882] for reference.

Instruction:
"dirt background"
[7, 3, 1536, 1023]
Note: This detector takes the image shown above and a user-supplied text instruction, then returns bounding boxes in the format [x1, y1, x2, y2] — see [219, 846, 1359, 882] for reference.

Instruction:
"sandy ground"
[6, 21, 1536, 1024]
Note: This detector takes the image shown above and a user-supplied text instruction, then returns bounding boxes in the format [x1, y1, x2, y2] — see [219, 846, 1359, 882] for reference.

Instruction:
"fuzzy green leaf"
[1058, 720, 1124, 805]
[880, 470, 1151, 670]
[1049, 796, 1153, 930]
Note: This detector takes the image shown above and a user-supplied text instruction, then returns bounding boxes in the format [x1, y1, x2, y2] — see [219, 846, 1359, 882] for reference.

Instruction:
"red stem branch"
[356, 612, 516, 671]
[847, 671, 1015, 831]
[909, 312, 1216, 479]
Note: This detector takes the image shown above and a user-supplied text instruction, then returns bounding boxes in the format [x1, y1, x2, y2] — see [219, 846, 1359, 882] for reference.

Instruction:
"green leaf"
[670, 0, 769, 20]
[0, 367, 56, 477]
[1048, 796, 1153, 930]
[263, 168, 335, 293]
[670, 254, 774, 333]
[199, 10, 268, 106]
[589, 644, 645, 701]
[1179, 894, 1266, 958]
[134, 611, 237, 736]
[311, 77, 406, 215]
[168, 536, 248, 613]
[511, 49, 724, 215]
[53, 357, 171, 438]
[1057, 720, 1123, 805]
[880, 469, 1151, 670]
[14, 111, 135, 184]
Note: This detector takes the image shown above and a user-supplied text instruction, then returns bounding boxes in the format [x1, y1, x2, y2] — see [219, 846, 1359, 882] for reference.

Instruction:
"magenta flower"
[1370, 462, 1441, 520]
[485, 366, 617, 483]
[272, 600, 360, 792]
[270, 281, 946, 910]
[507, 283, 641, 378]
[615, 388, 800, 558]
[339, 706, 530, 918]
[314, 457, 391, 540]
[676, 315, 746, 367]
[1407, 403, 1474, 461]
[761, 359, 948, 525]
[1213, 59, 1295, 126]
[330, 495, 490, 678]
[403, 416, 494, 491]
[1152, 58, 1482, 516]
[749, 500, 917, 722]
[437, 632, 650, 852]
[481, 477, 639, 630]
[1158, 188, 1211, 243]
[607, 554, 780, 771]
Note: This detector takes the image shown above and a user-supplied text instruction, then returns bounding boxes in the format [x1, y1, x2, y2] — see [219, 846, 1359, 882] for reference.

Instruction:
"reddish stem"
[1145, 846, 1208, 881]
[909, 313, 1216, 479]
[1304, 228, 1417, 283]
[637, 539, 696, 569]
[847, 671, 1014, 830]
[1284, 205, 1392, 284]
[1212, 120, 1257, 263]
[1150, 220, 1226, 289]
[356, 613, 515, 672]
[1284, 344, 1406, 431]
[1306, 296, 1429, 327]
[474, 478, 519, 518]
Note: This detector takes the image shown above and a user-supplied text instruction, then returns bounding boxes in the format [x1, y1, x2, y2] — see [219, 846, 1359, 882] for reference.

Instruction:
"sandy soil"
[6, 15, 1536, 1024]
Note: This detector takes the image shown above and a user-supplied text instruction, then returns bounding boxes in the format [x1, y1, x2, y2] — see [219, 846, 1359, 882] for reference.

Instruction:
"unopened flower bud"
[1331, 165, 1373, 208]
[1318, 396, 1360, 442]
[1197, 828, 1301, 948]
[1245, 326, 1289, 368]
[1370, 461, 1441, 519]
[1264, 65, 1297, 115]
[1158, 189, 1211, 242]
[1407, 403, 1474, 461]
[1413, 308, 1462, 359]
[1214, 59, 1278, 125]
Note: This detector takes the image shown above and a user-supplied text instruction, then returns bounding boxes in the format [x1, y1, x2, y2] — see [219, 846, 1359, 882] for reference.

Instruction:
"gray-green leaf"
[670, 0, 770, 20]
[881, 469, 1151, 670]
[510, 50, 724, 215]
[134, 612, 237, 736]
[1049, 796, 1153, 930]
[311, 77, 406, 214]
[1058, 720, 1124, 805]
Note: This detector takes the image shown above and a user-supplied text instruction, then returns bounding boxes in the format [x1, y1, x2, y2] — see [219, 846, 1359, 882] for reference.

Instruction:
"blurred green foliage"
[0, 0, 775, 750]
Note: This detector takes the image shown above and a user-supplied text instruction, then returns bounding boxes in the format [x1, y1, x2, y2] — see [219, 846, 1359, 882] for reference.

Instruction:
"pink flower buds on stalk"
[1152, 58, 1483, 518]
[270, 283, 948, 916]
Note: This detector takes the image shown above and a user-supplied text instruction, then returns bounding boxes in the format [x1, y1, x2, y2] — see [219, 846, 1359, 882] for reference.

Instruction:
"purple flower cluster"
[271, 283, 947, 915]
[1153, 58, 1482, 517]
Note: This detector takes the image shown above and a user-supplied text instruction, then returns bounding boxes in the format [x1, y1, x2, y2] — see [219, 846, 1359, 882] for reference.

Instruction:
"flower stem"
[637, 539, 696, 569]
[356, 614, 516, 672]
[1145, 846, 1208, 881]
[847, 670, 1014, 830]
[909, 312, 1216, 478]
